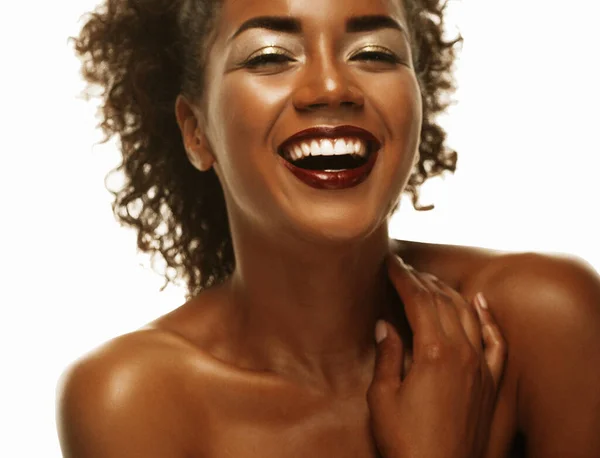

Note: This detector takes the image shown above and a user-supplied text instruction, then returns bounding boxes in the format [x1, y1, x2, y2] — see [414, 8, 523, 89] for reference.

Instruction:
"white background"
[1, 0, 598, 456]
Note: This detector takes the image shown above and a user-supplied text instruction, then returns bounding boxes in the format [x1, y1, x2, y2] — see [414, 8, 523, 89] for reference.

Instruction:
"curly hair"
[72, 0, 462, 298]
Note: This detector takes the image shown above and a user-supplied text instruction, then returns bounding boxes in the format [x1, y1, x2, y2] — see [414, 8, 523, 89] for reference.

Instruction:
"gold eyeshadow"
[228, 32, 304, 65]
[342, 29, 409, 62]
[227, 27, 409, 68]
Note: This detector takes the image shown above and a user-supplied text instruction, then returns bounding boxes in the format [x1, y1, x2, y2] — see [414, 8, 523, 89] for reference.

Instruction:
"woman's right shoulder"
[58, 327, 205, 387]
[56, 326, 217, 457]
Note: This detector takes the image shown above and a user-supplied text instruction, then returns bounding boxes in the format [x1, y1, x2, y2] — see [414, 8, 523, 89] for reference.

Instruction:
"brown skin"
[56, 0, 600, 456]
[368, 255, 506, 458]
[56, 245, 600, 458]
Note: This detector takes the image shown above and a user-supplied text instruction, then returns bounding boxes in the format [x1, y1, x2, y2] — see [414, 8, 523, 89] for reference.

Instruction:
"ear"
[175, 95, 215, 172]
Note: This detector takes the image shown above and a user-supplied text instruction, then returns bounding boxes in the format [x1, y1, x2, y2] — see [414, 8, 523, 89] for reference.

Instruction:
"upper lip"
[278, 125, 382, 155]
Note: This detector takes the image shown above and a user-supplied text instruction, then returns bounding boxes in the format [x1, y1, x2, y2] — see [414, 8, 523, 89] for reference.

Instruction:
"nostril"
[291, 75, 364, 111]
[302, 99, 362, 112]
[341, 100, 360, 109]
[306, 102, 330, 110]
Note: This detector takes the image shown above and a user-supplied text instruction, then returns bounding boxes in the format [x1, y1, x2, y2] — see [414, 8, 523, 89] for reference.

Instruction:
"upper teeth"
[284, 137, 368, 162]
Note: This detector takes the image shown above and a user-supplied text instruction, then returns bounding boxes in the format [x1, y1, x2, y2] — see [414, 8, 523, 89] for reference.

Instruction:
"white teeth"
[346, 141, 355, 155]
[334, 139, 347, 155]
[293, 145, 303, 160]
[310, 140, 320, 156]
[321, 139, 334, 155]
[284, 137, 370, 162]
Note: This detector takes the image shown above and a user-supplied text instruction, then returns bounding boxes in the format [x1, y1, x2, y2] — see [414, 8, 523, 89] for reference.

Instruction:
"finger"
[474, 293, 507, 389]
[426, 275, 483, 354]
[371, 320, 405, 387]
[386, 255, 442, 345]
[417, 273, 466, 340]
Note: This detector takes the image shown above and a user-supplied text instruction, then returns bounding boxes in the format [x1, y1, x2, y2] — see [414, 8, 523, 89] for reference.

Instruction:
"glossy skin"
[57, 0, 600, 456]
[367, 255, 507, 458]
[56, 244, 600, 458]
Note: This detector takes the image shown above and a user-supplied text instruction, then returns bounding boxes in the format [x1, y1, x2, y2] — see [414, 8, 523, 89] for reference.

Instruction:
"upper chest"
[199, 389, 380, 458]
[186, 368, 521, 458]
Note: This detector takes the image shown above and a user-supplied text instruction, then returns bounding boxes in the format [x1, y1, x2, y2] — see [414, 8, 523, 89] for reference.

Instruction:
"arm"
[479, 254, 600, 458]
[56, 331, 195, 458]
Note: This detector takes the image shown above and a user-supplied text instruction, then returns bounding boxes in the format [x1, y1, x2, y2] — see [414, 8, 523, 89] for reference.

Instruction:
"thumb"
[372, 320, 405, 387]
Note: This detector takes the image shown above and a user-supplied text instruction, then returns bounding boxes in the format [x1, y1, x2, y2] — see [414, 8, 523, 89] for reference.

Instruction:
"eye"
[349, 46, 402, 65]
[243, 46, 296, 69]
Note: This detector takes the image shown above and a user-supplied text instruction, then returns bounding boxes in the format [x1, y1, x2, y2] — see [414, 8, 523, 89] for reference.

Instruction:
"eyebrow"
[230, 16, 302, 41]
[346, 15, 406, 34]
[229, 14, 406, 41]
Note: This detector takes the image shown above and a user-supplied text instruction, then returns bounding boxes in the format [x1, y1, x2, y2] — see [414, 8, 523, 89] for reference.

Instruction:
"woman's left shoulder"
[466, 250, 600, 455]
[396, 239, 600, 319]
[396, 239, 600, 342]
[462, 250, 600, 335]
[397, 239, 600, 453]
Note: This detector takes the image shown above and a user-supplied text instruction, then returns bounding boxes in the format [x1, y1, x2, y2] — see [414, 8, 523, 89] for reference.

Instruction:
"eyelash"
[350, 50, 401, 64]
[244, 52, 294, 68]
[242, 46, 401, 69]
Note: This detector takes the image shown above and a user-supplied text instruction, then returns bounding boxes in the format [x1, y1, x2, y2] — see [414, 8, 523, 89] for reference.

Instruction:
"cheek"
[369, 71, 422, 143]
[206, 74, 293, 212]
[220, 75, 290, 142]
[210, 74, 291, 173]
[367, 71, 422, 177]
[366, 71, 422, 216]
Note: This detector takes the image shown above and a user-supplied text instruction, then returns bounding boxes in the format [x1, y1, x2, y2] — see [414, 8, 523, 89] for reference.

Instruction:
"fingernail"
[375, 320, 388, 343]
[475, 292, 488, 310]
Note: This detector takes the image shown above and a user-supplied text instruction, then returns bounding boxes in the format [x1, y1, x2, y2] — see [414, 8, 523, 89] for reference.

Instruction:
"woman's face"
[199, 0, 422, 243]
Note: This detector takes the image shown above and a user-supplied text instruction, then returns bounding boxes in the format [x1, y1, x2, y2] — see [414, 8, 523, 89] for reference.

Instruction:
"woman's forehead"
[217, 0, 407, 35]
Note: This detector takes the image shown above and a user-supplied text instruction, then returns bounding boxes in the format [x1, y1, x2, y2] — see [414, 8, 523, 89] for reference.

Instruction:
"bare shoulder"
[400, 239, 600, 355]
[472, 252, 600, 457]
[55, 282, 275, 458]
[396, 239, 600, 331]
[56, 328, 210, 458]
[393, 239, 503, 291]
[459, 249, 600, 345]
[399, 240, 600, 457]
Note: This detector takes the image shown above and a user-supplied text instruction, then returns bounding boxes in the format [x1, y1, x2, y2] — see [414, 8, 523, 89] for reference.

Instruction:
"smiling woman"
[56, 0, 600, 457]
[70, 0, 458, 295]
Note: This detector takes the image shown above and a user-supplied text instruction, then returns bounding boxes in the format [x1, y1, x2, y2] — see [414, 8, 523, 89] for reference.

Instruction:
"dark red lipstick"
[277, 125, 381, 190]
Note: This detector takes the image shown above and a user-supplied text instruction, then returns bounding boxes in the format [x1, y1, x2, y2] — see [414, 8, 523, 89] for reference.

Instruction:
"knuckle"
[422, 342, 446, 363]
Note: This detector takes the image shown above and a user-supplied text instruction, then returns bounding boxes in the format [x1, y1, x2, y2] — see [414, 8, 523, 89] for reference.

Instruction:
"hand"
[367, 255, 506, 458]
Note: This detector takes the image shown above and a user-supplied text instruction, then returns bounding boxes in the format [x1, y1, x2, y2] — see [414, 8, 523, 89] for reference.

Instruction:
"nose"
[292, 54, 365, 112]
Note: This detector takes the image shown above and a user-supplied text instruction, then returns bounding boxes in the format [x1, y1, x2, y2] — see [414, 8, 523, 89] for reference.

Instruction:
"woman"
[57, 0, 600, 456]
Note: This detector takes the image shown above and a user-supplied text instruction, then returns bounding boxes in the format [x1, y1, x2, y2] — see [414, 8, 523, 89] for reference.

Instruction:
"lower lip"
[279, 151, 379, 190]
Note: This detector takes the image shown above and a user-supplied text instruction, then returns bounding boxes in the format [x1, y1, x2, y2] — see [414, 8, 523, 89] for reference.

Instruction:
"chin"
[287, 203, 389, 246]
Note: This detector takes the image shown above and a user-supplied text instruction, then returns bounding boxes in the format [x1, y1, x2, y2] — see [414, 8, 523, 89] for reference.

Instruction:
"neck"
[225, 219, 397, 392]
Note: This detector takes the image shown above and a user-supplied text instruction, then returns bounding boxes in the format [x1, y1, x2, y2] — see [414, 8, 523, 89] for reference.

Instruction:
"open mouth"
[277, 137, 377, 172]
